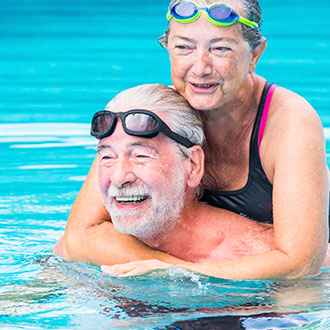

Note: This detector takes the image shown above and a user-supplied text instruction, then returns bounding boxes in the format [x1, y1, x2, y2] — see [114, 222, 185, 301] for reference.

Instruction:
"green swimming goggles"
[167, 1, 259, 29]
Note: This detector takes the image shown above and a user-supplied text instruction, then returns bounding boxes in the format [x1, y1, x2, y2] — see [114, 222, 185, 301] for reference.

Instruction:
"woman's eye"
[212, 47, 231, 55]
[174, 44, 193, 53]
[176, 45, 188, 49]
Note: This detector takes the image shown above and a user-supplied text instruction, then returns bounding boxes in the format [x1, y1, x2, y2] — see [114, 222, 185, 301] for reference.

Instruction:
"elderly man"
[88, 83, 278, 273]
[55, 84, 329, 278]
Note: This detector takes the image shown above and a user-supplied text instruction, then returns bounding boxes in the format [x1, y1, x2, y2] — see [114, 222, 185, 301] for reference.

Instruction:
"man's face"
[97, 113, 187, 241]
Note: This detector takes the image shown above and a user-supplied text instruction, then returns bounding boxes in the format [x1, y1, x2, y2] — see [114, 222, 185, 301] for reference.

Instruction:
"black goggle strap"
[157, 121, 195, 148]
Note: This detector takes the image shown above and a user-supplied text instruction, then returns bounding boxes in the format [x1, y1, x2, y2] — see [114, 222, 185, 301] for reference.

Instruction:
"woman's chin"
[185, 91, 222, 111]
[189, 99, 219, 112]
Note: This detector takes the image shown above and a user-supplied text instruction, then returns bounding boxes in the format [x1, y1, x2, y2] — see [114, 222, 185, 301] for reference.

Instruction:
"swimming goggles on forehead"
[167, 1, 259, 29]
[91, 109, 195, 148]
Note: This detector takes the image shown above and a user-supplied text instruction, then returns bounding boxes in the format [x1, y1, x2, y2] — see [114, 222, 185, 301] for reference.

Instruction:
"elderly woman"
[59, 0, 329, 279]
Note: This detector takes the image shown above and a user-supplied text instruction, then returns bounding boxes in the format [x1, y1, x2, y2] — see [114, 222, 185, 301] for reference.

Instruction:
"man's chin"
[110, 213, 150, 236]
[109, 206, 144, 221]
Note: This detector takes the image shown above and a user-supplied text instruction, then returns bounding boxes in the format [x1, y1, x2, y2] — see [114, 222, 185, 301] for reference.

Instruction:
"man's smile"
[114, 195, 149, 205]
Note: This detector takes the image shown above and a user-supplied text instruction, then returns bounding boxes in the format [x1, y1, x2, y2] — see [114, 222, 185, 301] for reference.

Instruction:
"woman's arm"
[223, 88, 330, 279]
[258, 88, 329, 276]
[101, 244, 330, 278]
[61, 155, 180, 265]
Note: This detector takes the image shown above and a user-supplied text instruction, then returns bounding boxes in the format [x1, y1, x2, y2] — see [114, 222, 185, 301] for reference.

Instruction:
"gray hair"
[105, 83, 205, 198]
[106, 84, 205, 148]
[159, 0, 265, 51]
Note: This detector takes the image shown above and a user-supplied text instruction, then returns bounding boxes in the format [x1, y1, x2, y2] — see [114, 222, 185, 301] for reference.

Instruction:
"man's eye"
[135, 154, 150, 158]
[131, 152, 155, 162]
[101, 155, 114, 161]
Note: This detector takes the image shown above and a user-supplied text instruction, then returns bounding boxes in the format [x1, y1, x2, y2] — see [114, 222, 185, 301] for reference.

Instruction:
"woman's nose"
[192, 50, 213, 78]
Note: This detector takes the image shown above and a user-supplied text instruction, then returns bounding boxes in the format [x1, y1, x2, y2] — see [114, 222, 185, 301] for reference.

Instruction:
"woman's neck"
[200, 75, 264, 146]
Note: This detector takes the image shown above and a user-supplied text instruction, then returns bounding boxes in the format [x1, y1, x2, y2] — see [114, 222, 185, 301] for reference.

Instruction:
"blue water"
[1, 1, 330, 329]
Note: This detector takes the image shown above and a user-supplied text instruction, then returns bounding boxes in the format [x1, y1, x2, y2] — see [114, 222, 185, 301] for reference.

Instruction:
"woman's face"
[167, 11, 256, 111]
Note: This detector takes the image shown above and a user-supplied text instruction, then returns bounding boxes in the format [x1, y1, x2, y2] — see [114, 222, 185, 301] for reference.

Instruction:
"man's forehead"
[97, 135, 163, 151]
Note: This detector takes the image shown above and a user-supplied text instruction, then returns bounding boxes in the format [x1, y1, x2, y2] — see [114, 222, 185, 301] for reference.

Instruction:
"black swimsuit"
[200, 82, 330, 241]
[200, 82, 274, 223]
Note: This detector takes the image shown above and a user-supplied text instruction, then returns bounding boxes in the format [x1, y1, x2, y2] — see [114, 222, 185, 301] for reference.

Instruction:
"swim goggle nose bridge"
[91, 109, 195, 148]
[167, 1, 259, 29]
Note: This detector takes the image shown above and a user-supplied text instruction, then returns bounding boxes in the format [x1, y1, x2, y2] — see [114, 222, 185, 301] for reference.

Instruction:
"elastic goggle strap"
[167, 1, 259, 29]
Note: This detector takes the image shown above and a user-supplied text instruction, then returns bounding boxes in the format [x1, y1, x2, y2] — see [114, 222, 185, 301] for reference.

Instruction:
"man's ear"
[186, 146, 204, 189]
[249, 41, 266, 73]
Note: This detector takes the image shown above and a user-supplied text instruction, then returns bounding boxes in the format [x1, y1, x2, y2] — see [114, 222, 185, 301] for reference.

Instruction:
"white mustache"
[107, 183, 151, 199]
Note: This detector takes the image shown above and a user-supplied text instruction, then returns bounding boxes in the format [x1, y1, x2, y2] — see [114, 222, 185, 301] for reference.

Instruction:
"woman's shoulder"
[258, 83, 326, 184]
[267, 85, 323, 130]
[260, 84, 324, 164]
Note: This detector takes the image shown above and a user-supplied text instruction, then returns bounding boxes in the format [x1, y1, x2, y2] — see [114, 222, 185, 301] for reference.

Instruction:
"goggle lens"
[92, 113, 112, 136]
[209, 4, 235, 23]
[125, 113, 158, 132]
[173, 1, 196, 18]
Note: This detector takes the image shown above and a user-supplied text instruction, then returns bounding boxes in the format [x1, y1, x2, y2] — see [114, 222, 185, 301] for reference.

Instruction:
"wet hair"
[106, 83, 205, 197]
[159, 0, 265, 51]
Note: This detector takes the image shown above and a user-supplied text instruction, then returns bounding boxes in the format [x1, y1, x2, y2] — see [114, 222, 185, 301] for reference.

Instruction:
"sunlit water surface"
[1, 0, 330, 329]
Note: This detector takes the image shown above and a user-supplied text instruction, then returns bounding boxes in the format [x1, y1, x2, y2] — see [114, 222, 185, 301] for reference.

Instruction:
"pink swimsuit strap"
[258, 84, 277, 151]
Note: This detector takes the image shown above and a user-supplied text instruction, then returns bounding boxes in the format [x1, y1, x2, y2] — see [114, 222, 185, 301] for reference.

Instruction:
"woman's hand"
[101, 260, 171, 277]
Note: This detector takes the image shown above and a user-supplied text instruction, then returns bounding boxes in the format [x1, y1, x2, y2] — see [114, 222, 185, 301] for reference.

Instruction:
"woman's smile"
[188, 81, 220, 93]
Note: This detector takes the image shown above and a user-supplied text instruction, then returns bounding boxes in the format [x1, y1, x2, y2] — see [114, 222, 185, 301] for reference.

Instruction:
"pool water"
[1, 1, 330, 329]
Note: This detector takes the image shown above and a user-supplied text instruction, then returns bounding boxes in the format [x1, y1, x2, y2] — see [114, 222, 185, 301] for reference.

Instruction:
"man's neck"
[139, 199, 228, 262]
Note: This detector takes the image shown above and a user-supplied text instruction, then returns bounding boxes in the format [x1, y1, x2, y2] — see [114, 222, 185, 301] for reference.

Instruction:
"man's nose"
[110, 156, 137, 187]
[192, 50, 213, 78]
